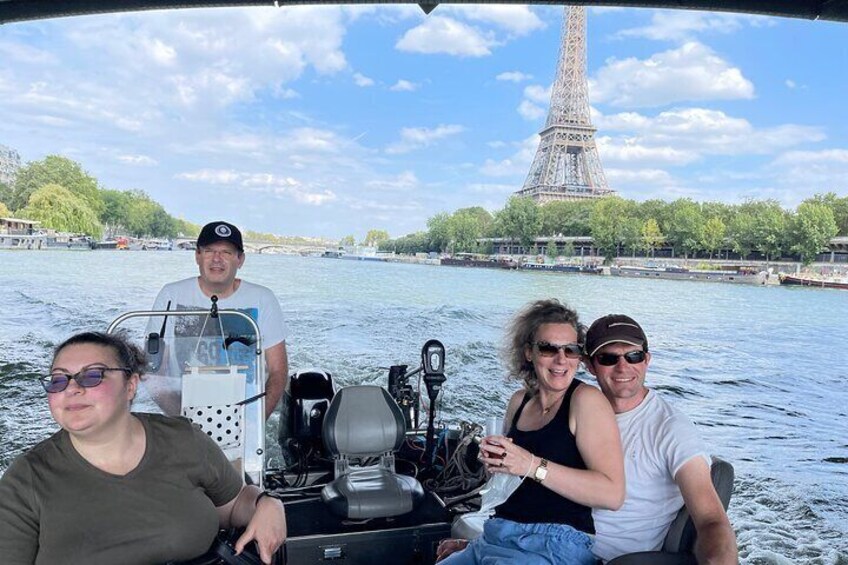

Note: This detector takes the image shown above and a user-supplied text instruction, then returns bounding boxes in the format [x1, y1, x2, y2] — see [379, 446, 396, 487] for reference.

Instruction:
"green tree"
[790, 202, 838, 265]
[636, 199, 670, 230]
[494, 196, 540, 251]
[174, 218, 201, 238]
[752, 200, 788, 262]
[539, 200, 594, 236]
[621, 217, 642, 257]
[148, 204, 178, 238]
[100, 189, 132, 238]
[666, 199, 704, 259]
[641, 218, 664, 257]
[728, 209, 757, 259]
[20, 183, 102, 238]
[0, 201, 10, 217]
[339, 234, 356, 247]
[545, 239, 559, 260]
[590, 196, 636, 261]
[364, 229, 390, 247]
[124, 190, 158, 238]
[700, 217, 726, 259]
[807, 193, 848, 236]
[11, 155, 104, 216]
[448, 211, 482, 253]
[0, 181, 13, 210]
[427, 212, 452, 252]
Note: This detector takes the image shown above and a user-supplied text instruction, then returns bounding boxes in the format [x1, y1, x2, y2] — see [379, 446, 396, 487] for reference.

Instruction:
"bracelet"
[255, 490, 273, 506]
[523, 455, 536, 480]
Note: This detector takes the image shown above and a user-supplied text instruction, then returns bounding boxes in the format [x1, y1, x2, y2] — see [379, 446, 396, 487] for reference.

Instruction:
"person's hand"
[235, 495, 287, 564]
[479, 435, 535, 477]
[436, 538, 469, 562]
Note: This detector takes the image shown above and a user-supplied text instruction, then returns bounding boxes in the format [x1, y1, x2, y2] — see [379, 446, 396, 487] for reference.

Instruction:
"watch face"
[535, 464, 548, 482]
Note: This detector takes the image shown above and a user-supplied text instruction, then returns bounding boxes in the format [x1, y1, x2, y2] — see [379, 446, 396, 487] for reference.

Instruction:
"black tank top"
[494, 378, 595, 534]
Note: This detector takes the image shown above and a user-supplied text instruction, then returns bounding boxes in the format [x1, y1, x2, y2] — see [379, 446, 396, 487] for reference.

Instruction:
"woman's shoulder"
[570, 380, 611, 409]
[135, 412, 198, 439]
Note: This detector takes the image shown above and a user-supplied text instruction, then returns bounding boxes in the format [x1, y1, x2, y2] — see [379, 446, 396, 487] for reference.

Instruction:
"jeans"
[440, 517, 596, 565]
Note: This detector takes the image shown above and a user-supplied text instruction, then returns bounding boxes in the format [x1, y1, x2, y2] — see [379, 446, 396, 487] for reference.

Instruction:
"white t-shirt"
[592, 390, 710, 562]
[147, 277, 287, 380]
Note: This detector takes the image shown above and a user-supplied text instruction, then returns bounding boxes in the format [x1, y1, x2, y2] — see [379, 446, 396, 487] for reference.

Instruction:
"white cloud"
[0, 41, 58, 65]
[467, 183, 517, 194]
[613, 10, 773, 42]
[353, 72, 374, 87]
[523, 84, 551, 104]
[396, 16, 498, 57]
[443, 5, 545, 37]
[176, 168, 338, 205]
[386, 124, 464, 154]
[480, 135, 539, 177]
[145, 38, 178, 66]
[496, 71, 533, 83]
[390, 79, 418, 92]
[590, 42, 755, 107]
[518, 100, 545, 121]
[365, 171, 419, 191]
[117, 154, 158, 166]
[770, 149, 848, 191]
[597, 136, 698, 166]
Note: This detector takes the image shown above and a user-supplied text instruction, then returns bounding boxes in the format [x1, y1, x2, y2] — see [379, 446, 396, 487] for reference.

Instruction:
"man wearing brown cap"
[148, 221, 289, 422]
[584, 314, 736, 564]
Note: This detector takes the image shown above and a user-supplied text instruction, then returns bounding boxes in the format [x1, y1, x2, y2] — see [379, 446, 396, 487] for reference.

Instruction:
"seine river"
[1, 250, 846, 563]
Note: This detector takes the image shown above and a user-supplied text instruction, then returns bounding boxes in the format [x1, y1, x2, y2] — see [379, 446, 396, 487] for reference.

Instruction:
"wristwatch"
[533, 458, 549, 483]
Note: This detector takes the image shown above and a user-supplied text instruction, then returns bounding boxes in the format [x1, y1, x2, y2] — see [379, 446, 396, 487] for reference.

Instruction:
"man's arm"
[675, 457, 738, 564]
[263, 341, 288, 420]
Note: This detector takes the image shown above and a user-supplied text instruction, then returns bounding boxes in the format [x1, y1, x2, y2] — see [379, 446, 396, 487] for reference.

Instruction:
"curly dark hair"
[52, 331, 147, 377]
[503, 299, 585, 391]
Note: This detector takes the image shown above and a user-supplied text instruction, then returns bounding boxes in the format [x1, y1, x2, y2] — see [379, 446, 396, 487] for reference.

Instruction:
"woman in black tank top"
[438, 299, 624, 565]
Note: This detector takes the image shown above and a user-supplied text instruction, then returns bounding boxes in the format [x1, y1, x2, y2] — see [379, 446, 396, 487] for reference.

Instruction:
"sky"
[1, 5, 847, 240]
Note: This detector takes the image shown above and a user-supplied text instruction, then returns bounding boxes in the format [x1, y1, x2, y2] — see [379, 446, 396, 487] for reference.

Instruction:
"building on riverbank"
[485, 235, 848, 266]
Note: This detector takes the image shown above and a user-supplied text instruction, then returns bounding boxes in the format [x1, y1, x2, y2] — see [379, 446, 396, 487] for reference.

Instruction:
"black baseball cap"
[197, 221, 243, 252]
[585, 314, 648, 357]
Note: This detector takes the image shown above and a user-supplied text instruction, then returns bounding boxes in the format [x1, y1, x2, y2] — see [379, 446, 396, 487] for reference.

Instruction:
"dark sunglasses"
[593, 350, 647, 366]
[41, 367, 130, 393]
[533, 341, 583, 359]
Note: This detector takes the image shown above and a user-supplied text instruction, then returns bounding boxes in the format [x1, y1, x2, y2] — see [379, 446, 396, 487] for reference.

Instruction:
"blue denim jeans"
[440, 517, 596, 565]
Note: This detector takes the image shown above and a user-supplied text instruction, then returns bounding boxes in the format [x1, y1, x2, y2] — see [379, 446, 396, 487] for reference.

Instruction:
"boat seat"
[606, 456, 735, 565]
[320, 385, 424, 519]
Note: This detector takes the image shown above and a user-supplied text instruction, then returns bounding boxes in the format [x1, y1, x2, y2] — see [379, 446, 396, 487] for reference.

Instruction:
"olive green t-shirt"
[0, 413, 242, 565]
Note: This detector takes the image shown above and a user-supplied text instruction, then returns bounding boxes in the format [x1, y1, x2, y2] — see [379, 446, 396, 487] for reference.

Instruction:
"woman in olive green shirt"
[0, 331, 286, 565]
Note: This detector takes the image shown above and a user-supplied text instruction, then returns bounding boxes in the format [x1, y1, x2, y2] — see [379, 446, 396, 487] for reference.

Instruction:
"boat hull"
[779, 274, 848, 290]
[610, 266, 762, 284]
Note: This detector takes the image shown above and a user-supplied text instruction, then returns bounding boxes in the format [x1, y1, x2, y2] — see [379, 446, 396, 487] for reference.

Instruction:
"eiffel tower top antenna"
[517, 6, 614, 202]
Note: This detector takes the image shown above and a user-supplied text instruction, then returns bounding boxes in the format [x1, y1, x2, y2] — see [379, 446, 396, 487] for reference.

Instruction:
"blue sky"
[1, 5, 846, 240]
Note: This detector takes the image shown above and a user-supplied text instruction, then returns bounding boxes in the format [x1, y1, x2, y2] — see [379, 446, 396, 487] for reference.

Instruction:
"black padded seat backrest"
[322, 385, 406, 458]
[662, 456, 735, 553]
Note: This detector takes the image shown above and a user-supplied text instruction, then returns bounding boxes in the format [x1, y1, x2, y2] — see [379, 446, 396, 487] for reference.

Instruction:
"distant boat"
[779, 273, 848, 290]
[521, 262, 602, 275]
[610, 265, 763, 285]
[441, 255, 518, 270]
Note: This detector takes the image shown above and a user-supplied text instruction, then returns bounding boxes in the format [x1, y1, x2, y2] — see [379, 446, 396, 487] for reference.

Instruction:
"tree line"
[0, 155, 198, 240]
[379, 194, 848, 266]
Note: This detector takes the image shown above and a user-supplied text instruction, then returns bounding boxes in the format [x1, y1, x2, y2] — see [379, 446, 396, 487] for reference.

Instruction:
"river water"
[1, 250, 846, 563]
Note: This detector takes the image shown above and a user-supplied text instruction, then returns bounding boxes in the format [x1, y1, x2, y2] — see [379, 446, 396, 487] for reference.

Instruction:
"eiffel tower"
[516, 6, 614, 203]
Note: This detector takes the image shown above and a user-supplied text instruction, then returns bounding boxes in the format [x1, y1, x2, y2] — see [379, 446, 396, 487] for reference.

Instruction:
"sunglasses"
[533, 341, 583, 359]
[41, 367, 130, 393]
[593, 350, 647, 366]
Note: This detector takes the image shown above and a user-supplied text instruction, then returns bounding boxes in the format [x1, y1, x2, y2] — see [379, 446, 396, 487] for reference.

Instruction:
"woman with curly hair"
[438, 299, 624, 565]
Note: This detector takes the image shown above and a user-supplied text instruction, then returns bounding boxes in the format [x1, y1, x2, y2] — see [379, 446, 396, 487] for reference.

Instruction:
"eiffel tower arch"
[516, 6, 614, 203]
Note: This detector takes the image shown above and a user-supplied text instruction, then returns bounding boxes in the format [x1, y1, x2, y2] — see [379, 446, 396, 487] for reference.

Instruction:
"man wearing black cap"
[148, 221, 289, 422]
[584, 314, 736, 564]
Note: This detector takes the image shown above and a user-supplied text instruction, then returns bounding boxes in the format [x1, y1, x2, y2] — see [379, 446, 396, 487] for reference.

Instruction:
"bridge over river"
[174, 237, 330, 255]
